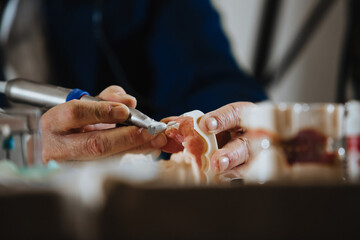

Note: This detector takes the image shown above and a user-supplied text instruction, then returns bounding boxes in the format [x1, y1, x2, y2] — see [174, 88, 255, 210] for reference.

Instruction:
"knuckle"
[226, 138, 249, 165]
[85, 134, 111, 156]
[210, 104, 240, 130]
[213, 112, 232, 131]
[211, 151, 222, 164]
[213, 103, 245, 130]
[122, 128, 148, 146]
[94, 103, 111, 121]
[229, 103, 241, 117]
[126, 96, 137, 108]
[235, 138, 250, 163]
[120, 98, 136, 108]
[228, 104, 242, 127]
[64, 101, 83, 120]
[122, 135, 136, 147]
[108, 85, 126, 94]
[126, 130, 141, 145]
[116, 94, 136, 106]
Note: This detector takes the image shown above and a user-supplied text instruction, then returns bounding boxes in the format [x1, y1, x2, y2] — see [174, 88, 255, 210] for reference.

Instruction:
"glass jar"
[345, 101, 360, 182]
[241, 102, 345, 184]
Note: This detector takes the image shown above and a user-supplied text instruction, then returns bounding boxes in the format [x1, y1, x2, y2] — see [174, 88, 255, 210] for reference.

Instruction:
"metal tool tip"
[148, 122, 167, 135]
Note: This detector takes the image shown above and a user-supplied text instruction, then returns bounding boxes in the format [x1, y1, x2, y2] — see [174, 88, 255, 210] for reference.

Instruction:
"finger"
[98, 85, 137, 108]
[83, 123, 116, 132]
[210, 137, 249, 173]
[50, 126, 163, 161]
[199, 102, 254, 134]
[128, 133, 168, 152]
[42, 100, 130, 132]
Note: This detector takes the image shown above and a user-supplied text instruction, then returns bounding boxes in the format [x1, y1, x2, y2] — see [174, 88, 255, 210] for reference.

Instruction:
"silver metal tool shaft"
[127, 108, 167, 135]
[0, 78, 167, 135]
[0, 78, 96, 108]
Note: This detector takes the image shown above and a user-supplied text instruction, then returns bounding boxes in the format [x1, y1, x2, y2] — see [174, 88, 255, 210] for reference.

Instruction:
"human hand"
[40, 86, 167, 162]
[198, 102, 254, 180]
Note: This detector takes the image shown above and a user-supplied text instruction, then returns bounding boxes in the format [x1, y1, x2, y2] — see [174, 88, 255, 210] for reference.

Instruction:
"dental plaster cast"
[159, 110, 219, 185]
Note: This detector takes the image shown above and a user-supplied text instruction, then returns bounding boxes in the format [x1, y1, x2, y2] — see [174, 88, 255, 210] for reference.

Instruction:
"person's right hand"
[40, 86, 167, 163]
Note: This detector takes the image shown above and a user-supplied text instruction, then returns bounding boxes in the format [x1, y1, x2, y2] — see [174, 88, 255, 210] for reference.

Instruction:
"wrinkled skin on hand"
[40, 86, 167, 163]
[198, 102, 254, 180]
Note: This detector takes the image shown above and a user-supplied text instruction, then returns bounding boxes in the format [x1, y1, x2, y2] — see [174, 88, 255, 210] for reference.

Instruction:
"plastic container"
[241, 102, 345, 184]
[345, 100, 360, 182]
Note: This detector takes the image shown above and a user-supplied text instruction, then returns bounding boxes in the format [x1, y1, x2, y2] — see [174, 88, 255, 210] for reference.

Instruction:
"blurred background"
[0, 0, 355, 107]
[213, 0, 347, 103]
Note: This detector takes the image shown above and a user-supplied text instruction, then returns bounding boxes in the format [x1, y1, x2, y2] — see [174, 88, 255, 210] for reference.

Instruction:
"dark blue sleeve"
[146, 0, 267, 118]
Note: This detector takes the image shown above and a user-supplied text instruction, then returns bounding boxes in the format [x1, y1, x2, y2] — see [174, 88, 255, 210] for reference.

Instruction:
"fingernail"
[151, 133, 167, 148]
[206, 117, 218, 132]
[219, 156, 229, 172]
[111, 106, 129, 121]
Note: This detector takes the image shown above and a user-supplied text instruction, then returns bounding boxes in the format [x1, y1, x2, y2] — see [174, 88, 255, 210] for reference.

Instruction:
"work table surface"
[1, 182, 359, 240]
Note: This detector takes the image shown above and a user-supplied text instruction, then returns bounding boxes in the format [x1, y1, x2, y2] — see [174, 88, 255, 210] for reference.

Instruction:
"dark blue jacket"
[42, 0, 266, 119]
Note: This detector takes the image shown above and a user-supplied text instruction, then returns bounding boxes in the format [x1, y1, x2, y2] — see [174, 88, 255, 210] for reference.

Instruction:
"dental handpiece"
[0, 78, 167, 135]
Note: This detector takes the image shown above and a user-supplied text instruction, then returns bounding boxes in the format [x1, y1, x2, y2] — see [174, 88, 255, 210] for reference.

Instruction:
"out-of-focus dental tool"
[0, 78, 168, 135]
[0, 108, 42, 166]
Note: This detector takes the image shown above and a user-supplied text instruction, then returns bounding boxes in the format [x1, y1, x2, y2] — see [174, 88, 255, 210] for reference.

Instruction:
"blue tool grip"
[66, 88, 90, 102]
[3, 135, 14, 150]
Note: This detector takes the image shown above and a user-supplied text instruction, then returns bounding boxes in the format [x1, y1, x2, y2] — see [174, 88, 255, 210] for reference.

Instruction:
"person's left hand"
[198, 102, 254, 180]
